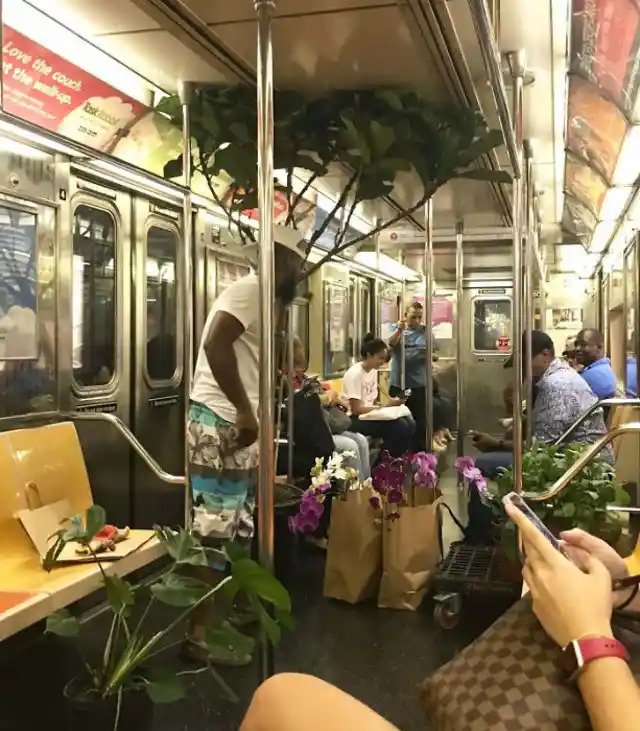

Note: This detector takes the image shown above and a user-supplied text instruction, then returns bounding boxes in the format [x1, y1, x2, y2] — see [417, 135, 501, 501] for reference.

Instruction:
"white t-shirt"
[343, 362, 379, 408]
[191, 274, 260, 423]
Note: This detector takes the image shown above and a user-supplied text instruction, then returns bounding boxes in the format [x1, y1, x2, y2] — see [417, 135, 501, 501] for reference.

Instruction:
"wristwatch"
[558, 636, 629, 681]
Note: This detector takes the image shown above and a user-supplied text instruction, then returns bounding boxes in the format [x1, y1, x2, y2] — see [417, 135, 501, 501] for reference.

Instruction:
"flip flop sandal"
[181, 637, 252, 667]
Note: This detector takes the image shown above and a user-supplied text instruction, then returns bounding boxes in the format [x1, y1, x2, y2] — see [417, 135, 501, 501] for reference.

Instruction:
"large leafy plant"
[474, 443, 630, 557]
[44, 506, 292, 724]
[156, 87, 510, 271]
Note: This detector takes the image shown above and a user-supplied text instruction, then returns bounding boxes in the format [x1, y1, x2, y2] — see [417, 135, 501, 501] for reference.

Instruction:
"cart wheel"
[434, 598, 461, 630]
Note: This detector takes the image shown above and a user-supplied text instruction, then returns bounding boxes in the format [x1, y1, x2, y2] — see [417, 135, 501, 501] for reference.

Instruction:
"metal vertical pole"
[400, 279, 406, 390]
[424, 198, 434, 451]
[509, 50, 525, 494]
[634, 237, 640, 398]
[286, 312, 295, 482]
[455, 220, 464, 470]
[524, 142, 534, 447]
[255, 0, 276, 680]
[538, 223, 547, 330]
[180, 82, 194, 529]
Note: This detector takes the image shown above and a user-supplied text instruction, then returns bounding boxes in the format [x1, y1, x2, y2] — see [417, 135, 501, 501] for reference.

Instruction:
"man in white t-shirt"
[185, 225, 305, 665]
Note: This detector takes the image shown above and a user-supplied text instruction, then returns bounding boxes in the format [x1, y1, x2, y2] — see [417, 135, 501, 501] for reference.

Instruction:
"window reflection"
[146, 226, 179, 381]
[72, 205, 116, 387]
[473, 299, 511, 352]
[324, 283, 348, 377]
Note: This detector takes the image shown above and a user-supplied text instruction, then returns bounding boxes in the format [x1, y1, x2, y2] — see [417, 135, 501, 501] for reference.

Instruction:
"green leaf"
[46, 609, 81, 638]
[163, 155, 184, 180]
[150, 573, 210, 607]
[155, 95, 182, 120]
[254, 602, 282, 645]
[453, 169, 512, 184]
[153, 526, 209, 567]
[85, 505, 107, 540]
[231, 558, 291, 613]
[146, 670, 186, 704]
[104, 575, 135, 615]
[370, 121, 395, 156]
[43, 534, 66, 572]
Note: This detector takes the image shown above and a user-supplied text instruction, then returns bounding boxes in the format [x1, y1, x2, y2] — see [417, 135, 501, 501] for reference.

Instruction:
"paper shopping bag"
[323, 488, 382, 604]
[377, 498, 443, 611]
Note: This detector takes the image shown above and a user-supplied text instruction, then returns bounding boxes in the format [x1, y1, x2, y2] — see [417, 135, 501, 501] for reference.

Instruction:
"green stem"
[308, 171, 358, 249]
[112, 689, 123, 731]
[336, 193, 358, 247]
[305, 192, 432, 278]
[284, 171, 320, 226]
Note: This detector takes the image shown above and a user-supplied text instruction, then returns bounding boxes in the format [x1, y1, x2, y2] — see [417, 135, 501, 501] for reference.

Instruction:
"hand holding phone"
[504, 491, 572, 561]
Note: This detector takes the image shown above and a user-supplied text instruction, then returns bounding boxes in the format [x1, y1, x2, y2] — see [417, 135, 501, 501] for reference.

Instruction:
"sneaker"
[181, 637, 252, 667]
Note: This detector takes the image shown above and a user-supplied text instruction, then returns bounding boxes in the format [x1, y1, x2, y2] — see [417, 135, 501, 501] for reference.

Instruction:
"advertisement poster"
[0, 205, 38, 360]
[2, 25, 146, 153]
[571, 0, 640, 116]
[432, 296, 454, 339]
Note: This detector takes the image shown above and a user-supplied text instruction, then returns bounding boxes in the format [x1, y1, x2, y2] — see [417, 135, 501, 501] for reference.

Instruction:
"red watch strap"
[573, 637, 629, 670]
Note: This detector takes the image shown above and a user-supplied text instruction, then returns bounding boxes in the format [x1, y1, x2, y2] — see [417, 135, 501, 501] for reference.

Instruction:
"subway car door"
[65, 176, 133, 527]
[461, 286, 513, 435]
[131, 197, 184, 529]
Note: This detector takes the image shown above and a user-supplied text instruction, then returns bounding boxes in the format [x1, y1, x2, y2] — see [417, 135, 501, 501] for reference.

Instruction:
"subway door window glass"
[473, 299, 512, 352]
[146, 226, 178, 381]
[72, 205, 116, 388]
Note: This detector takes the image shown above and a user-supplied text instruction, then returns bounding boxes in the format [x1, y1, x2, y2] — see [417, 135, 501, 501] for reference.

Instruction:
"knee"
[243, 674, 323, 728]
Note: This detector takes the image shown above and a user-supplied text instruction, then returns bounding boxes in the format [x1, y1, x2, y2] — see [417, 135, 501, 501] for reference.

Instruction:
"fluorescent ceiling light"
[599, 186, 632, 221]
[88, 160, 183, 199]
[612, 125, 640, 185]
[0, 119, 80, 155]
[4, 0, 159, 104]
[589, 220, 616, 253]
[355, 251, 421, 282]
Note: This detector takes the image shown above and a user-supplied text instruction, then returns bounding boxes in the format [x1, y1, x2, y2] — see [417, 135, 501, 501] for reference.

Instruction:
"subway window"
[473, 298, 512, 352]
[72, 204, 116, 388]
[146, 226, 178, 381]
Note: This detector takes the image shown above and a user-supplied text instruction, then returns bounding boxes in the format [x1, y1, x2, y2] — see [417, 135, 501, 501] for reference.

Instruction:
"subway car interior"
[1, 0, 640, 730]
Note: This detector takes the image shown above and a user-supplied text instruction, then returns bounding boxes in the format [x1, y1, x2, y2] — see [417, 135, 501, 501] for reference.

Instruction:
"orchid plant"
[370, 451, 438, 520]
[288, 451, 362, 534]
[454, 456, 489, 500]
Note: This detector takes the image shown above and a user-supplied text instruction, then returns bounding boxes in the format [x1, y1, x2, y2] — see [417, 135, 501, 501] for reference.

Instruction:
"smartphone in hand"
[504, 491, 572, 560]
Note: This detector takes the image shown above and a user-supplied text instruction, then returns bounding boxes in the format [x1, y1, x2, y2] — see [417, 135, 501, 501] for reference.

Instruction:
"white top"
[343, 362, 379, 407]
[191, 274, 260, 423]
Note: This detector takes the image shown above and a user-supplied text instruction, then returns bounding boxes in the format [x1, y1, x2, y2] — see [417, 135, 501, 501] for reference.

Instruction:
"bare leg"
[239, 674, 400, 731]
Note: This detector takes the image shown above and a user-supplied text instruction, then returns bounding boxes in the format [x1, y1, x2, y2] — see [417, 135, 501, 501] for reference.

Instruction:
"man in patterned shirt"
[473, 330, 611, 479]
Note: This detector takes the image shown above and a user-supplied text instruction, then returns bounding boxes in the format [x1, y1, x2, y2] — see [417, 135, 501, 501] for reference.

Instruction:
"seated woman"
[288, 336, 371, 480]
[344, 334, 415, 458]
[505, 502, 640, 730]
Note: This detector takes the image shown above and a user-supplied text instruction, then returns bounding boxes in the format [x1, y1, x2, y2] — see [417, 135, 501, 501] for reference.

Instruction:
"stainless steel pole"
[634, 236, 640, 399]
[509, 50, 525, 494]
[467, 0, 522, 178]
[255, 0, 276, 680]
[524, 141, 534, 447]
[400, 279, 406, 390]
[180, 82, 194, 529]
[286, 311, 295, 482]
[455, 220, 464, 470]
[424, 198, 434, 451]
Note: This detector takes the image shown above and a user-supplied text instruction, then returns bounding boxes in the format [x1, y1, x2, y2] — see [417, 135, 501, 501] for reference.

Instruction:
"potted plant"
[44, 505, 293, 731]
[456, 443, 630, 564]
[156, 87, 510, 270]
[369, 450, 440, 518]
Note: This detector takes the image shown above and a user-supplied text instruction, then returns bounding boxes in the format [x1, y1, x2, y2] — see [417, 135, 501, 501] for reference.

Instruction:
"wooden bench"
[0, 421, 165, 642]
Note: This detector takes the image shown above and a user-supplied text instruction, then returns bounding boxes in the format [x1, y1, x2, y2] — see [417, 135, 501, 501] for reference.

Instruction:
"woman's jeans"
[475, 451, 514, 479]
[351, 416, 416, 458]
[333, 431, 371, 480]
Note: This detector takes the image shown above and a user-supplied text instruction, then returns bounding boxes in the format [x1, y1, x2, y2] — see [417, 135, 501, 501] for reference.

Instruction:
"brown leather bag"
[418, 597, 640, 731]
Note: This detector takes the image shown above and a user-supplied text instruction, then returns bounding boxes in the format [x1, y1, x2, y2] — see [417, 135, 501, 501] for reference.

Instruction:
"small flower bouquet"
[371, 451, 439, 520]
[288, 451, 362, 534]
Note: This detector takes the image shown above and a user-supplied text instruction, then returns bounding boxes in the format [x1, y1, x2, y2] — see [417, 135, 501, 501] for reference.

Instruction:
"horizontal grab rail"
[553, 397, 640, 446]
[526, 421, 640, 502]
[61, 411, 185, 485]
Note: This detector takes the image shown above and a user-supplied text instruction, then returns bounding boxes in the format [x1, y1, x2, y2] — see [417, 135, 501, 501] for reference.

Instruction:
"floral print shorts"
[187, 402, 258, 567]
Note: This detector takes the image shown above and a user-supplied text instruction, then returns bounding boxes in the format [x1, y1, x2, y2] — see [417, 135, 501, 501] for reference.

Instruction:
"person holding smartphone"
[505, 500, 640, 731]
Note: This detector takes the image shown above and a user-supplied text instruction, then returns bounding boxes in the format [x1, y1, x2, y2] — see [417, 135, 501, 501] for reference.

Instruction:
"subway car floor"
[0, 475, 518, 731]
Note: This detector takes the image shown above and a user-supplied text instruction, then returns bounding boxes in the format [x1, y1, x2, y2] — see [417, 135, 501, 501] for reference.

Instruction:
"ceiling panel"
[203, 6, 446, 91]
[26, 0, 159, 34]
[184, 0, 395, 25]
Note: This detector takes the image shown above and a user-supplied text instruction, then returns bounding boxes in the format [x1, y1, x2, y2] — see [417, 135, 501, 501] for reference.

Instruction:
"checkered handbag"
[418, 597, 639, 731]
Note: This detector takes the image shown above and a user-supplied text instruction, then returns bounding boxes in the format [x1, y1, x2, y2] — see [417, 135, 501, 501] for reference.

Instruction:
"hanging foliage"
[156, 87, 510, 270]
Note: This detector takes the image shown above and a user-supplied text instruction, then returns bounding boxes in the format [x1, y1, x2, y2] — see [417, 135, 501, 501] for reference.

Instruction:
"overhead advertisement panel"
[2, 25, 146, 154]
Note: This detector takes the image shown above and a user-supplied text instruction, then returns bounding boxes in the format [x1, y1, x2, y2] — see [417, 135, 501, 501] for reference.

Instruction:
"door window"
[72, 204, 116, 388]
[146, 226, 178, 382]
[473, 298, 512, 352]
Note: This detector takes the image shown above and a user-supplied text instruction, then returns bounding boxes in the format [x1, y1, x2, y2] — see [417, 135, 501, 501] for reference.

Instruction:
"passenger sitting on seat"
[472, 330, 611, 479]
[287, 335, 371, 480]
[575, 328, 617, 401]
[505, 502, 640, 731]
[344, 334, 415, 458]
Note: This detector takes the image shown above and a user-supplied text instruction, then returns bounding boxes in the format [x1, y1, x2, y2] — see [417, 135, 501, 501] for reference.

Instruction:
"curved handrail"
[525, 421, 640, 502]
[553, 397, 640, 447]
[60, 411, 185, 485]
